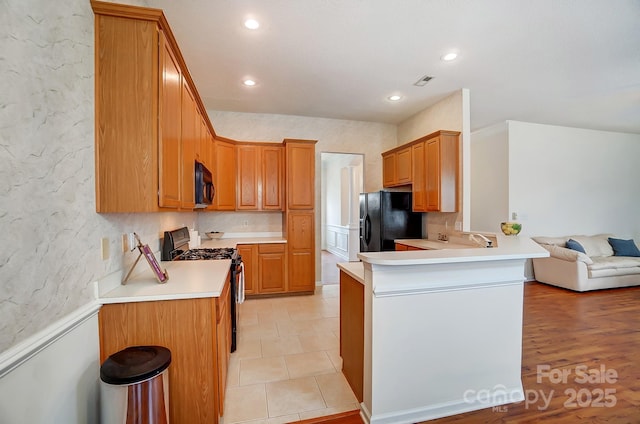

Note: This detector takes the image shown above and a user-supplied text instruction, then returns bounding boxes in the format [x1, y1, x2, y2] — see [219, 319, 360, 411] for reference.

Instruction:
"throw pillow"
[607, 238, 640, 257]
[566, 239, 586, 254]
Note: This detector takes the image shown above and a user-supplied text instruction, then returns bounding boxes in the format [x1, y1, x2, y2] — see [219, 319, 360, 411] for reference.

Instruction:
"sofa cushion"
[587, 256, 640, 278]
[608, 238, 640, 257]
[566, 239, 586, 253]
[571, 235, 614, 257]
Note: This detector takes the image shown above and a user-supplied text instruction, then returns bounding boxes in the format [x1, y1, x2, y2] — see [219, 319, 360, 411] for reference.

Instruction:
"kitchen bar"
[339, 235, 549, 424]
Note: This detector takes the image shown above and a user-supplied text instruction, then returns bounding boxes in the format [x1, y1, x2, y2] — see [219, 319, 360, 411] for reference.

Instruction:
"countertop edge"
[337, 262, 365, 284]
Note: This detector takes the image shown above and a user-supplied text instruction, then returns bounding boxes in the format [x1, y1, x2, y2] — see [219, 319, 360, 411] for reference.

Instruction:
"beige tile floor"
[222, 284, 359, 424]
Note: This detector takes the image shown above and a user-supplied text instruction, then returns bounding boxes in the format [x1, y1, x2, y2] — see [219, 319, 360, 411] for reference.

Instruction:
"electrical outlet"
[101, 237, 110, 260]
[512, 212, 518, 220]
[455, 221, 462, 231]
[243, 220, 249, 228]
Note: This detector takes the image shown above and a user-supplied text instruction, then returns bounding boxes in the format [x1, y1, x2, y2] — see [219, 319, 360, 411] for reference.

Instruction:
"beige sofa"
[532, 234, 640, 292]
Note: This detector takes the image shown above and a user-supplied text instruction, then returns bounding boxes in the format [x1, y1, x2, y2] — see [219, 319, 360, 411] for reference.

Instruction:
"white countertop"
[98, 237, 286, 304]
[359, 235, 548, 266]
[100, 260, 231, 304]
[337, 262, 365, 284]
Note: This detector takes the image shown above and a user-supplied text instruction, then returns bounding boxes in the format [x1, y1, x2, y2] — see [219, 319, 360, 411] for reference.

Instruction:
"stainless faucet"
[469, 233, 493, 248]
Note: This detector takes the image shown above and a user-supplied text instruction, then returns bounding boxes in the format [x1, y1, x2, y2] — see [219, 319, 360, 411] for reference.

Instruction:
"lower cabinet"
[238, 242, 287, 296]
[287, 212, 316, 293]
[395, 243, 424, 251]
[99, 287, 230, 423]
[258, 243, 287, 293]
[339, 270, 364, 403]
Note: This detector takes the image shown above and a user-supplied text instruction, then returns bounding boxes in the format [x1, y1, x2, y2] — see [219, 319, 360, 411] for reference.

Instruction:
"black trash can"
[100, 346, 172, 424]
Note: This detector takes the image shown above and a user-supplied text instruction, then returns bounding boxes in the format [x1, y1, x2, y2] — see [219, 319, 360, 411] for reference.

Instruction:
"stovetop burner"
[174, 247, 236, 261]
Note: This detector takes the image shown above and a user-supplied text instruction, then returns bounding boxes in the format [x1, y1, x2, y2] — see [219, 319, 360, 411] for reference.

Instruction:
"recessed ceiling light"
[243, 79, 256, 86]
[441, 52, 458, 62]
[387, 95, 403, 102]
[244, 19, 260, 30]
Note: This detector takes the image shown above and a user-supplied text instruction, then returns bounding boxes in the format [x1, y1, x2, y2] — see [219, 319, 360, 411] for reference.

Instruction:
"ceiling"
[147, 0, 640, 133]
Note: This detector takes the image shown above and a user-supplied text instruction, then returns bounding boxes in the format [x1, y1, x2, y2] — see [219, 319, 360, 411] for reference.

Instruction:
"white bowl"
[205, 231, 224, 239]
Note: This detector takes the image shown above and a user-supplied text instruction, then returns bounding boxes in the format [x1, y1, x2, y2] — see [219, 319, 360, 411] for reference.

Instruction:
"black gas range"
[162, 227, 242, 352]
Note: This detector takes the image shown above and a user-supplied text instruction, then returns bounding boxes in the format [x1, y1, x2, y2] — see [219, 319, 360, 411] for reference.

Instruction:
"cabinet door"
[158, 31, 181, 209]
[396, 146, 412, 184]
[411, 141, 426, 212]
[237, 145, 259, 210]
[287, 212, 315, 292]
[237, 244, 257, 295]
[286, 142, 315, 210]
[258, 244, 286, 293]
[180, 81, 196, 209]
[382, 153, 396, 187]
[213, 140, 237, 210]
[261, 146, 284, 210]
[426, 137, 441, 211]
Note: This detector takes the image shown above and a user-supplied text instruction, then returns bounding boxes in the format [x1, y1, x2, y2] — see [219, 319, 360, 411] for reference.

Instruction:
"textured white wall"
[0, 0, 196, 354]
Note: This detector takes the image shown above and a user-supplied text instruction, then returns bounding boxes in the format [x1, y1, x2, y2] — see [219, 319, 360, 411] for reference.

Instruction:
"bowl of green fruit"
[501, 222, 522, 236]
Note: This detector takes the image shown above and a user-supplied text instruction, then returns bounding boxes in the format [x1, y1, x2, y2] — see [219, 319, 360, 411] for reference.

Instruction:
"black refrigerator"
[359, 191, 423, 252]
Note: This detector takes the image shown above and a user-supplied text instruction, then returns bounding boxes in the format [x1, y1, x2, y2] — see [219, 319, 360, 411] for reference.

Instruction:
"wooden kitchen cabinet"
[382, 130, 460, 213]
[411, 141, 426, 211]
[92, 1, 216, 212]
[395, 243, 424, 251]
[283, 139, 317, 293]
[286, 212, 315, 293]
[425, 132, 459, 212]
[158, 30, 182, 209]
[180, 80, 197, 209]
[212, 138, 237, 210]
[285, 140, 316, 210]
[237, 243, 287, 296]
[99, 296, 225, 423]
[237, 144, 284, 211]
[237, 244, 257, 295]
[382, 145, 412, 187]
[258, 243, 287, 293]
[216, 274, 231, 415]
[339, 270, 364, 403]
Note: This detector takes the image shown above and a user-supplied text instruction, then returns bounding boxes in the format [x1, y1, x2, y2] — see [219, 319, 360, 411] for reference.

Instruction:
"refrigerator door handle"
[365, 214, 372, 245]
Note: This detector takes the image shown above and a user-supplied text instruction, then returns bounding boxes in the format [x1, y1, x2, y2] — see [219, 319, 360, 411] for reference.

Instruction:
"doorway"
[320, 152, 364, 284]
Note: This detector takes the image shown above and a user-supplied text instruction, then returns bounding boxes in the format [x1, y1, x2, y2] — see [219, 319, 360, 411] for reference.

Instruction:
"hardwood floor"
[308, 282, 640, 424]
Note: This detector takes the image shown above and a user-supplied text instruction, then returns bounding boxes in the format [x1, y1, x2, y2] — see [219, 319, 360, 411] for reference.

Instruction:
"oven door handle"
[236, 262, 245, 304]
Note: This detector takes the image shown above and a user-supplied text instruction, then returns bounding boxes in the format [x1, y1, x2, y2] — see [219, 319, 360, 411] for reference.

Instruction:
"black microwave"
[195, 162, 214, 208]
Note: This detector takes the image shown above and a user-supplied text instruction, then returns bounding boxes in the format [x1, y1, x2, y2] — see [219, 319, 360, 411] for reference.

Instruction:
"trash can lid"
[100, 345, 172, 385]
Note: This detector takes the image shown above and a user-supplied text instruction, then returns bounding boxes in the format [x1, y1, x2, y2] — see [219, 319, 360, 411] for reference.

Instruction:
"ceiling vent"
[414, 75, 434, 87]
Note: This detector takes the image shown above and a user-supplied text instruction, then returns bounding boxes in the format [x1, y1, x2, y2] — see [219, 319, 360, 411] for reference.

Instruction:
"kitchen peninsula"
[339, 235, 549, 424]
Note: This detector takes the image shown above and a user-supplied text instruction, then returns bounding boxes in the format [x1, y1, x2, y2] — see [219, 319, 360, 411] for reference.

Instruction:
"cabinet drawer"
[258, 243, 286, 253]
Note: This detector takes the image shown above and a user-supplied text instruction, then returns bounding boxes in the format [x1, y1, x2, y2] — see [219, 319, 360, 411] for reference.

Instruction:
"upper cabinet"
[382, 145, 412, 187]
[285, 140, 316, 210]
[382, 130, 460, 213]
[212, 138, 237, 211]
[92, 1, 216, 213]
[424, 132, 459, 212]
[237, 144, 284, 211]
